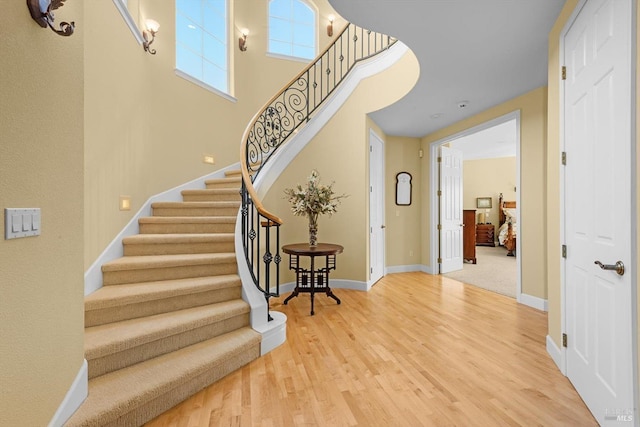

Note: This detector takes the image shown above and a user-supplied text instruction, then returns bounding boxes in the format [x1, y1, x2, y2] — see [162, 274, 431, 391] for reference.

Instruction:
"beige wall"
[385, 136, 422, 268]
[0, 3, 85, 426]
[84, 0, 341, 269]
[422, 87, 547, 299]
[463, 157, 517, 225]
[262, 50, 420, 283]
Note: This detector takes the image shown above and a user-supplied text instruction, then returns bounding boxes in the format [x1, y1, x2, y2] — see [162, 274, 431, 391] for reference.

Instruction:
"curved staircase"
[67, 170, 261, 427]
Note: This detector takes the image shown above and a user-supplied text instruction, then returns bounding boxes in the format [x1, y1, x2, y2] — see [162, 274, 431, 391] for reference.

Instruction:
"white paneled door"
[369, 130, 385, 285]
[563, 0, 634, 424]
[439, 146, 463, 274]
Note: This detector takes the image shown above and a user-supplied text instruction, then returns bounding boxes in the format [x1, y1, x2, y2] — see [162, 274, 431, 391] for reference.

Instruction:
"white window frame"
[267, 0, 318, 62]
[175, 0, 233, 99]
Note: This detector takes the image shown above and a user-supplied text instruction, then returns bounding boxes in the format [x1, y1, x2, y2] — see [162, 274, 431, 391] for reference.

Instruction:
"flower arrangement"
[284, 170, 347, 247]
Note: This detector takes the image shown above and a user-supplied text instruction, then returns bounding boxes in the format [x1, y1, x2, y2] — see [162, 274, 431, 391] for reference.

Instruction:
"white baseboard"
[333, 279, 369, 291]
[518, 293, 548, 311]
[84, 163, 241, 296]
[385, 264, 423, 274]
[546, 334, 565, 375]
[48, 359, 88, 427]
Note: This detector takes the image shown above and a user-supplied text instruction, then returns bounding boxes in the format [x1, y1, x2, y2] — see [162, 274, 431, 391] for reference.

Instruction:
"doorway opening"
[429, 111, 522, 300]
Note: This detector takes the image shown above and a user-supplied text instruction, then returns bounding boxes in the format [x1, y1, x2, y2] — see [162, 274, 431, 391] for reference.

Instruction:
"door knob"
[594, 260, 625, 276]
[381, 225, 386, 229]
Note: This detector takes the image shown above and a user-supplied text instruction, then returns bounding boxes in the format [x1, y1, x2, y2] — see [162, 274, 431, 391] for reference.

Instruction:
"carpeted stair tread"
[85, 300, 250, 360]
[139, 216, 236, 224]
[152, 200, 240, 209]
[123, 233, 234, 245]
[152, 200, 239, 207]
[151, 202, 240, 214]
[122, 233, 235, 256]
[65, 328, 261, 427]
[224, 169, 242, 177]
[84, 275, 242, 327]
[101, 253, 236, 272]
[204, 176, 242, 187]
[138, 216, 237, 234]
[181, 188, 240, 196]
[85, 274, 240, 313]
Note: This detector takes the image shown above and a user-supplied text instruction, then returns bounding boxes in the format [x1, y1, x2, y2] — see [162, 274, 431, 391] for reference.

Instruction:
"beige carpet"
[444, 246, 517, 298]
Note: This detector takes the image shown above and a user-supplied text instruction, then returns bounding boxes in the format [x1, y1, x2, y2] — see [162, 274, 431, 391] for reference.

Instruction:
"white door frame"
[369, 128, 386, 287]
[558, 0, 638, 408]
[429, 111, 522, 300]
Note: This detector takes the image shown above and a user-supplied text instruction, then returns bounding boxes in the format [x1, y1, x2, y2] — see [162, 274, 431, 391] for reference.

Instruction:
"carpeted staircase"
[67, 170, 261, 427]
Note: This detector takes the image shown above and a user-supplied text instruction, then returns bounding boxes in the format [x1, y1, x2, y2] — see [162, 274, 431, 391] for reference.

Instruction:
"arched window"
[268, 0, 316, 60]
[176, 0, 229, 94]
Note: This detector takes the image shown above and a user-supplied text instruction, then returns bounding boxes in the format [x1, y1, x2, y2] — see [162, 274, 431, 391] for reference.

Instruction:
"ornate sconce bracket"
[27, 0, 75, 37]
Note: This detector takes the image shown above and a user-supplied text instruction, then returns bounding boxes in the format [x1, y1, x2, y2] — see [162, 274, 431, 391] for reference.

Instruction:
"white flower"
[284, 170, 347, 219]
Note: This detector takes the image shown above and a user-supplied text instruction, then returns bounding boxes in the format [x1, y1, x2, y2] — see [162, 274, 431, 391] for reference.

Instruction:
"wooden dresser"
[462, 210, 476, 264]
[476, 224, 495, 247]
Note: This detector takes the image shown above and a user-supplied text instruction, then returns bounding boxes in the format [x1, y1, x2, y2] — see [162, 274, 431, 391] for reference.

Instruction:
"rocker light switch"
[22, 214, 32, 231]
[12, 214, 22, 232]
[5, 208, 41, 240]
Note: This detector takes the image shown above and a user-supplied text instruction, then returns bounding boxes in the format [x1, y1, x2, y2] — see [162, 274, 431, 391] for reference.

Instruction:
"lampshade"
[145, 19, 160, 33]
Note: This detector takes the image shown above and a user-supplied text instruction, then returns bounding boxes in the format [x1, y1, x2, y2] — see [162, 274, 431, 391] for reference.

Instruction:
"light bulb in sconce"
[327, 15, 335, 37]
[239, 28, 249, 51]
[143, 19, 160, 54]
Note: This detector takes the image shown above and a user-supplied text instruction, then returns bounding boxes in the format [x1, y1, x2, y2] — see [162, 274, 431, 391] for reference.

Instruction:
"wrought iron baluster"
[305, 69, 311, 122]
[347, 24, 351, 68]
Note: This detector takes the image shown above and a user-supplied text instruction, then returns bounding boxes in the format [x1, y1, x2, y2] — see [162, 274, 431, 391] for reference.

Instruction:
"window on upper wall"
[176, 0, 229, 94]
[268, 0, 317, 60]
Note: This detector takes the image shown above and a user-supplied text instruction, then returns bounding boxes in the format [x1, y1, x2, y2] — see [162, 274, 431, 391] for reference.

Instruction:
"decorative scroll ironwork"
[241, 23, 397, 321]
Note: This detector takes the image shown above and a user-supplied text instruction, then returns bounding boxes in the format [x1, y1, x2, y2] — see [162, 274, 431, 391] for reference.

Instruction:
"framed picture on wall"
[476, 197, 492, 209]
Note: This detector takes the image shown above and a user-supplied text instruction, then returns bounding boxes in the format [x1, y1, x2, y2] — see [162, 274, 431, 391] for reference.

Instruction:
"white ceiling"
[328, 0, 565, 138]
[449, 119, 517, 160]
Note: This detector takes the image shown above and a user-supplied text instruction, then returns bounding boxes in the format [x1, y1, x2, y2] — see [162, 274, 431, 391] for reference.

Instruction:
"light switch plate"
[5, 208, 41, 240]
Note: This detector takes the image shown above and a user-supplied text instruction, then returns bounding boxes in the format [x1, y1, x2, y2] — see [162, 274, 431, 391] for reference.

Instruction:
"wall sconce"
[327, 15, 335, 37]
[27, 0, 74, 36]
[143, 19, 160, 55]
[238, 29, 249, 52]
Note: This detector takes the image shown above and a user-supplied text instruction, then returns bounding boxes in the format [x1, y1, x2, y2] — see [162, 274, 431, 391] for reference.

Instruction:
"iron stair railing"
[240, 23, 397, 321]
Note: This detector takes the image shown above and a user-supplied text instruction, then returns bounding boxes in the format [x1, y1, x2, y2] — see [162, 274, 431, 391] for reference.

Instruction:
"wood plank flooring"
[145, 272, 597, 426]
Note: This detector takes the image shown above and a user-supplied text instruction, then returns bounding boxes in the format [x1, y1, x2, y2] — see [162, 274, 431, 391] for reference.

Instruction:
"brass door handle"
[594, 260, 625, 276]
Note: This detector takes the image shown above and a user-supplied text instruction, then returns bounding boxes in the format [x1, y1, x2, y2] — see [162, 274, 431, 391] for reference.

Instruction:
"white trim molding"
[48, 359, 88, 427]
[385, 264, 424, 274]
[428, 110, 522, 296]
[518, 293, 548, 312]
[546, 334, 565, 375]
[111, 0, 144, 45]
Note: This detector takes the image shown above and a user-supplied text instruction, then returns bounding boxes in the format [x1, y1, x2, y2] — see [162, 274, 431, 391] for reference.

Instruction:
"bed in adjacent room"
[498, 193, 517, 256]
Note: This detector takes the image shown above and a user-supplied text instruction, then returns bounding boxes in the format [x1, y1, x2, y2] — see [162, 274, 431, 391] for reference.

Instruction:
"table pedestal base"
[281, 243, 344, 316]
[283, 273, 340, 315]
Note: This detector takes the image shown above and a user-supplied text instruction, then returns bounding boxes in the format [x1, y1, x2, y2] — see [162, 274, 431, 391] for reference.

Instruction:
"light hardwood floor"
[145, 272, 596, 426]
